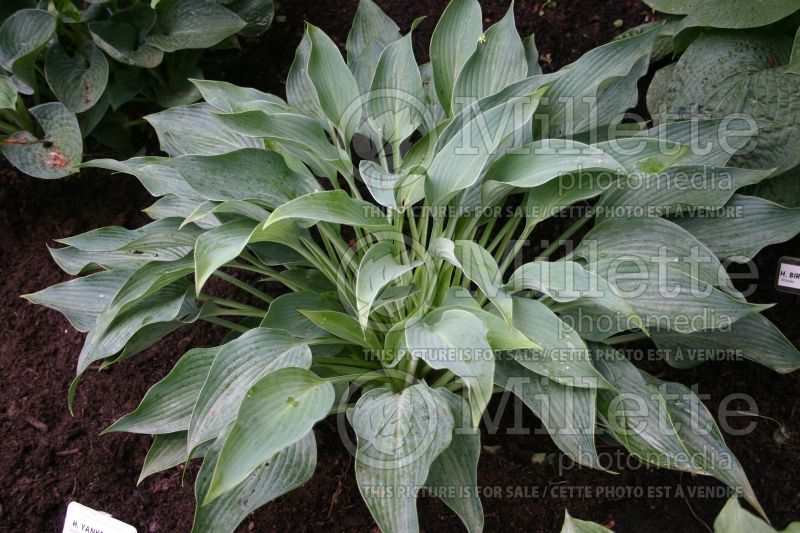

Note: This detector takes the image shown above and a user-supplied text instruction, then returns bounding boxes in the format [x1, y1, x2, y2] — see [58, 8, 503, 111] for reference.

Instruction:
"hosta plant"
[0, 0, 273, 179]
[621, 0, 800, 205]
[26, 0, 800, 531]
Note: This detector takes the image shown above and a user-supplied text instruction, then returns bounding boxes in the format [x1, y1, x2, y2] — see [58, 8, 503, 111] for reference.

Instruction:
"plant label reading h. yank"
[776, 256, 800, 295]
[62, 502, 136, 533]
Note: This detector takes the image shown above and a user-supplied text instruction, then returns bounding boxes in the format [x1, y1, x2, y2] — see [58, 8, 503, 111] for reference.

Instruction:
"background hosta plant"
[0, 0, 273, 179]
[620, 0, 800, 206]
[25, 0, 800, 531]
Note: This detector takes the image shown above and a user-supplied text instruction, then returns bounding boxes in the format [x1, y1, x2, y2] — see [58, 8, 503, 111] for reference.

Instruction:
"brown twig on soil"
[24, 416, 48, 433]
[679, 473, 713, 533]
[327, 457, 352, 519]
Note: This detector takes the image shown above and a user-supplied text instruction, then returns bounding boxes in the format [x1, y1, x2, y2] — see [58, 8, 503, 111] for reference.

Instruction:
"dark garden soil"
[1, 1, 799, 532]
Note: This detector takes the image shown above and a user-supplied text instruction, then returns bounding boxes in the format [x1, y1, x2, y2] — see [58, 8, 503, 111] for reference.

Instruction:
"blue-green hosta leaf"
[151, 50, 204, 109]
[349, 384, 454, 533]
[247, 241, 308, 268]
[86, 157, 200, 199]
[204, 368, 333, 502]
[194, 219, 259, 293]
[89, 27, 162, 69]
[746, 167, 800, 208]
[523, 35, 542, 77]
[587, 260, 768, 334]
[260, 291, 342, 339]
[145, 196, 213, 226]
[429, 0, 482, 116]
[256, 190, 391, 237]
[77, 283, 196, 373]
[426, 90, 543, 204]
[301, 310, 381, 349]
[419, 62, 447, 132]
[536, 25, 658, 138]
[125, 229, 208, 258]
[522, 170, 619, 226]
[182, 200, 269, 228]
[1, 103, 82, 179]
[485, 139, 627, 188]
[482, 139, 628, 206]
[506, 260, 645, 333]
[88, 5, 164, 68]
[23, 270, 132, 333]
[54, 228, 197, 281]
[359, 160, 401, 210]
[182, 176, 262, 223]
[374, 285, 419, 311]
[214, 110, 350, 178]
[48, 244, 186, 277]
[190, 79, 289, 113]
[145, 103, 262, 157]
[621, 18, 679, 63]
[430, 238, 512, 323]
[712, 496, 800, 533]
[561, 510, 613, 533]
[679, 0, 800, 30]
[139, 432, 210, 484]
[673, 194, 800, 263]
[306, 24, 362, 143]
[652, 31, 800, 174]
[228, 0, 274, 38]
[346, 0, 402, 92]
[438, 72, 560, 151]
[646, 62, 676, 118]
[0, 75, 17, 110]
[356, 241, 421, 328]
[597, 166, 773, 217]
[45, 42, 109, 113]
[575, 217, 741, 298]
[436, 297, 536, 352]
[424, 388, 483, 533]
[556, 301, 643, 343]
[400, 119, 448, 173]
[162, 149, 318, 206]
[146, 0, 246, 52]
[107, 311, 200, 369]
[405, 309, 494, 426]
[653, 313, 800, 374]
[495, 353, 602, 470]
[191, 79, 287, 113]
[106, 346, 219, 434]
[593, 345, 764, 519]
[188, 328, 312, 452]
[642, 0, 694, 14]
[593, 137, 689, 174]
[192, 429, 316, 532]
[510, 297, 609, 389]
[634, 119, 757, 167]
[359, 160, 425, 211]
[0, 9, 56, 86]
[451, 5, 526, 115]
[368, 24, 426, 144]
[56, 218, 189, 252]
[286, 31, 327, 125]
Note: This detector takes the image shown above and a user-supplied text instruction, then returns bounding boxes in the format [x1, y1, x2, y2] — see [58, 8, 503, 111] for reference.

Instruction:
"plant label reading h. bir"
[62, 502, 136, 533]
[776, 257, 800, 295]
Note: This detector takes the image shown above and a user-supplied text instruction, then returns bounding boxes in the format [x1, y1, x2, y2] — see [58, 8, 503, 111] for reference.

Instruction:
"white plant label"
[776, 257, 800, 295]
[62, 502, 137, 533]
